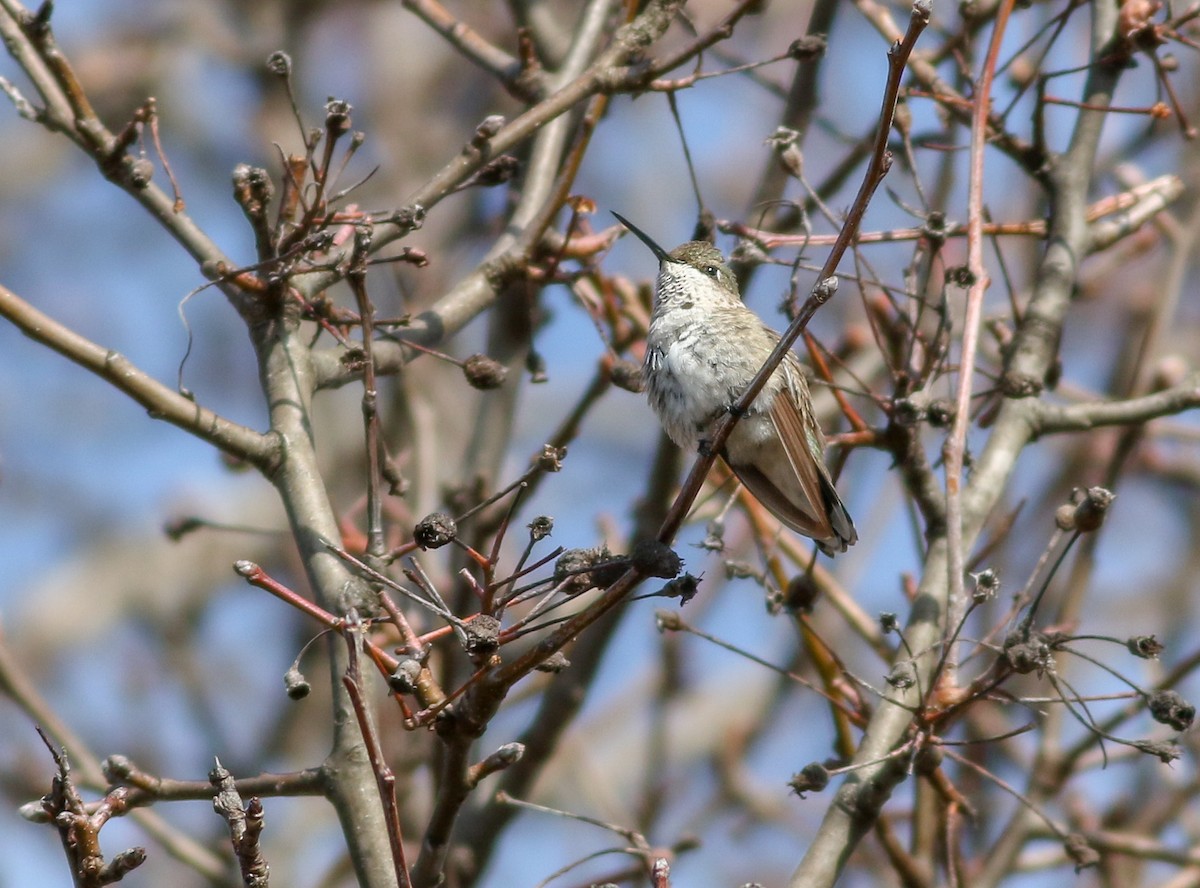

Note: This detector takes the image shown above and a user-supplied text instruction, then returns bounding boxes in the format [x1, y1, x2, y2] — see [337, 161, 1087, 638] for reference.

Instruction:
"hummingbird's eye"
[703, 265, 719, 277]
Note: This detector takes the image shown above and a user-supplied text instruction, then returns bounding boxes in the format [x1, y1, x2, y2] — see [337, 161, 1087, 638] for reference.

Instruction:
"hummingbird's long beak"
[612, 211, 671, 263]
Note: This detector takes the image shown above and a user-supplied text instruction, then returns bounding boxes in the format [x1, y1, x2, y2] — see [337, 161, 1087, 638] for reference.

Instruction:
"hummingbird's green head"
[612, 212, 740, 302]
[666, 241, 740, 300]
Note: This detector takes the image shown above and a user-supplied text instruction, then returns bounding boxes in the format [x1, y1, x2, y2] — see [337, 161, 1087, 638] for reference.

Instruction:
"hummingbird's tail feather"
[818, 470, 858, 554]
[727, 459, 835, 545]
[734, 456, 855, 556]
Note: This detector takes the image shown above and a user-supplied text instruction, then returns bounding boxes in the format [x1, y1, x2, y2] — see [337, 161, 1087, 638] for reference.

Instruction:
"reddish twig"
[942, 0, 1014, 682]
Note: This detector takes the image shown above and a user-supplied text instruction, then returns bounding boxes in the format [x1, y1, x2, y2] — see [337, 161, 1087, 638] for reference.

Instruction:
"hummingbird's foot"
[726, 402, 747, 419]
[697, 437, 715, 458]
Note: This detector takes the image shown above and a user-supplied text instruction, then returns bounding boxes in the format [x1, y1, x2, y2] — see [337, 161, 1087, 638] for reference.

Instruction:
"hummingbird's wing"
[727, 369, 857, 555]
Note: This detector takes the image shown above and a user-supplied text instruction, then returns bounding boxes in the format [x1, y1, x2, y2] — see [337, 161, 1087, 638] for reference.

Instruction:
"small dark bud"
[536, 444, 566, 472]
[553, 545, 617, 595]
[462, 615, 501, 655]
[879, 612, 900, 634]
[534, 651, 570, 673]
[630, 539, 681, 579]
[927, 398, 955, 427]
[474, 155, 520, 187]
[462, 354, 508, 389]
[658, 573, 700, 604]
[783, 572, 820, 613]
[1004, 631, 1051, 675]
[325, 98, 352, 134]
[388, 658, 422, 695]
[302, 230, 336, 254]
[886, 662, 915, 689]
[609, 359, 644, 393]
[892, 397, 924, 427]
[391, 204, 425, 232]
[266, 51, 292, 76]
[913, 745, 943, 776]
[814, 275, 838, 301]
[970, 568, 1000, 602]
[1072, 486, 1115, 532]
[414, 512, 457, 549]
[1064, 833, 1100, 872]
[946, 265, 976, 287]
[1133, 739, 1181, 763]
[789, 762, 830, 797]
[1148, 690, 1195, 732]
[787, 35, 827, 60]
[1127, 635, 1163, 659]
[284, 664, 310, 700]
[527, 516, 554, 542]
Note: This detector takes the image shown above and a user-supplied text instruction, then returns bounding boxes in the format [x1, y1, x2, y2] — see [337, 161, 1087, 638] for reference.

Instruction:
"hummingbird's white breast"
[643, 263, 785, 452]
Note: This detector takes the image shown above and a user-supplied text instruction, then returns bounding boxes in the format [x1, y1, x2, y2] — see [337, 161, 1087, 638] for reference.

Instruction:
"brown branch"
[0, 2, 250, 311]
[725, 173, 1185, 249]
[210, 762, 272, 888]
[342, 624, 412, 888]
[0, 631, 226, 880]
[400, 0, 530, 96]
[941, 0, 1013, 696]
[0, 282, 278, 472]
[104, 754, 325, 803]
[853, 0, 1043, 172]
[1031, 374, 1200, 436]
[292, 0, 735, 343]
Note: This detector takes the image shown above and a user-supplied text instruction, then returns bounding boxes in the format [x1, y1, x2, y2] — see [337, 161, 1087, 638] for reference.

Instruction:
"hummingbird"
[614, 212, 857, 556]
